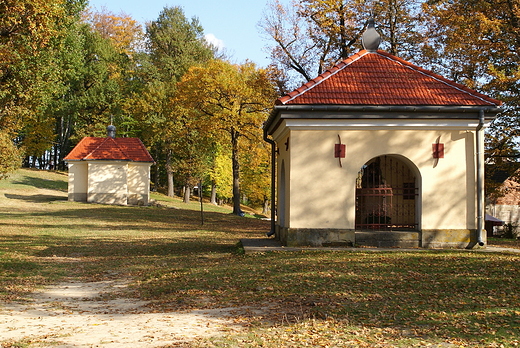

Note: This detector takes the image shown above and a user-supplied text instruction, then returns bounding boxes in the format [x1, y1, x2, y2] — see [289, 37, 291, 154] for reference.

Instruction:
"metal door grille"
[355, 156, 418, 231]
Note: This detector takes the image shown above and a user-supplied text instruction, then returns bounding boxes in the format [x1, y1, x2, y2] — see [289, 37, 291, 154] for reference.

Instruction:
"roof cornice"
[264, 104, 502, 135]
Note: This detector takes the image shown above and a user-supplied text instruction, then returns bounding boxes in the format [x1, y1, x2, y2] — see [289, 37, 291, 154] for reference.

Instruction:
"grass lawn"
[1, 169, 520, 347]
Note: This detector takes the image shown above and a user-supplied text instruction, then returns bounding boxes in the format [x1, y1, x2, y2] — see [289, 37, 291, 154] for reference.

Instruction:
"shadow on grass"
[30, 236, 236, 258]
[0, 232, 242, 301]
[12, 175, 67, 192]
[1, 204, 270, 234]
[5, 193, 67, 203]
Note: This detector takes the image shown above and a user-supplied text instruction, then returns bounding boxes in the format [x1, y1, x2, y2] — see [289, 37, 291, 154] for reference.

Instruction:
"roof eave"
[264, 104, 502, 135]
[65, 158, 153, 162]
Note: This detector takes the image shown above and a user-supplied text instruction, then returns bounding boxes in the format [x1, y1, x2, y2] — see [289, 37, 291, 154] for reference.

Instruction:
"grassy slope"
[1, 169, 519, 347]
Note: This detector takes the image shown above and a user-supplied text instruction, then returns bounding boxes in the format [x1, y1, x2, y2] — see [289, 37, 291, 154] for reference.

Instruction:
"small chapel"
[264, 20, 502, 248]
[64, 125, 154, 206]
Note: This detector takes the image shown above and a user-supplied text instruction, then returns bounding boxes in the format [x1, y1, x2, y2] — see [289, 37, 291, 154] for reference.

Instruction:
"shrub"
[0, 131, 22, 179]
[502, 222, 519, 239]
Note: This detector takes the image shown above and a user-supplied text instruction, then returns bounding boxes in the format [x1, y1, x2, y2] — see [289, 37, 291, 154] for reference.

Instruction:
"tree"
[0, 0, 67, 132]
[166, 102, 216, 203]
[208, 144, 233, 205]
[260, 0, 319, 84]
[175, 60, 277, 215]
[48, 20, 130, 170]
[140, 6, 214, 196]
[0, 0, 95, 169]
[259, 0, 425, 87]
[422, 0, 520, 188]
[146, 6, 214, 82]
[84, 7, 144, 56]
[240, 140, 272, 214]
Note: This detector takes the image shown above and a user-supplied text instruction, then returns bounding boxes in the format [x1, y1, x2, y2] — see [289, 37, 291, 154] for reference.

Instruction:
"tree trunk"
[210, 180, 217, 205]
[183, 183, 191, 203]
[231, 128, 243, 216]
[166, 149, 174, 197]
[55, 115, 73, 171]
[153, 147, 160, 191]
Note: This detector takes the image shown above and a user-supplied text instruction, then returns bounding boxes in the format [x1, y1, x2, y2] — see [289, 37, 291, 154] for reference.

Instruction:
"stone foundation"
[68, 192, 87, 202]
[277, 227, 483, 249]
[278, 227, 355, 247]
[421, 229, 482, 249]
[87, 193, 128, 206]
[356, 231, 420, 248]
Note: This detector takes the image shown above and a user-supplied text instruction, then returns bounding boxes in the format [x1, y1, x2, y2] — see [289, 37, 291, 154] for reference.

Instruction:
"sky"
[87, 0, 276, 67]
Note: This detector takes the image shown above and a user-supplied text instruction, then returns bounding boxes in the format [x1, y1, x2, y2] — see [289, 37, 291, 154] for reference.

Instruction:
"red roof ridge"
[84, 137, 127, 161]
[277, 50, 370, 105]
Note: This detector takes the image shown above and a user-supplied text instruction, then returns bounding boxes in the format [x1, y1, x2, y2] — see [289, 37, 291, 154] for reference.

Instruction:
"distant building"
[486, 171, 520, 236]
[64, 126, 154, 205]
[264, 21, 502, 248]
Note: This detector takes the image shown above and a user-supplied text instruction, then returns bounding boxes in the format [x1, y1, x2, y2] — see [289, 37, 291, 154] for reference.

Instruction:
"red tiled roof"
[277, 50, 502, 107]
[64, 137, 154, 162]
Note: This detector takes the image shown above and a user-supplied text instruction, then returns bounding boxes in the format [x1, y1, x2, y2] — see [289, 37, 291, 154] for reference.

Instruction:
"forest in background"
[1, 0, 519, 213]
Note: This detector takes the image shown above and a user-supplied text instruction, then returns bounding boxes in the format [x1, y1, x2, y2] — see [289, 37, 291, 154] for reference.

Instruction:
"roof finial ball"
[107, 124, 116, 139]
[362, 18, 381, 52]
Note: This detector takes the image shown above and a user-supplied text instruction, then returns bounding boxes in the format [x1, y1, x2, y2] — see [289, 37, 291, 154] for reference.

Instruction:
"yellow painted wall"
[68, 160, 152, 205]
[87, 162, 129, 205]
[128, 162, 152, 205]
[67, 162, 88, 202]
[276, 129, 291, 228]
[275, 127, 476, 231]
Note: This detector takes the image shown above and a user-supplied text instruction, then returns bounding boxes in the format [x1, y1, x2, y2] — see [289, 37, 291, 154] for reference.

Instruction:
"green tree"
[146, 6, 213, 83]
[48, 20, 130, 170]
[138, 6, 214, 196]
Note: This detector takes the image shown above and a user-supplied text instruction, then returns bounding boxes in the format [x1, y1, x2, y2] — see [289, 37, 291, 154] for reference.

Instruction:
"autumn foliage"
[2, 0, 520, 209]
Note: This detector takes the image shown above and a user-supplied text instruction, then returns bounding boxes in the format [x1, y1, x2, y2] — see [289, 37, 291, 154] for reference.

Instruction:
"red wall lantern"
[335, 135, 346, 167]
[432, 143, 444, 159]
[335, 143, 346, 158]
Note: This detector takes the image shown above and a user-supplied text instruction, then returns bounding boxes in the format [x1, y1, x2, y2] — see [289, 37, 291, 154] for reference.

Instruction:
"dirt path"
[0, 279, 243, 347]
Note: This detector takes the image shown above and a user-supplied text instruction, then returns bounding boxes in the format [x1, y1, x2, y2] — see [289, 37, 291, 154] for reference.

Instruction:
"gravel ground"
[0, 279, 243, 347]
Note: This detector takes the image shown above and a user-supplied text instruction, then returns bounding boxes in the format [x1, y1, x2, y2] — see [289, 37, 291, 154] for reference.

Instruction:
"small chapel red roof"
[277, 50, 502, 107]
[64, 137, 154, 162]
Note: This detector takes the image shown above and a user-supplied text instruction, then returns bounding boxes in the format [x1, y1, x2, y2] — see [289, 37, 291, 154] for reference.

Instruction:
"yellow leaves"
[211, 148, 233, 200]
[85, 8, 144, 56]
[176, 59, 276, 134]
[423, 0, 520, 85]
[0, 0, 66, 53]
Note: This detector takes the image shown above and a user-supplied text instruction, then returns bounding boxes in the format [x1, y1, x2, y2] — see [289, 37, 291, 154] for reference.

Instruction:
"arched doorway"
[355, 155, 418, 231]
